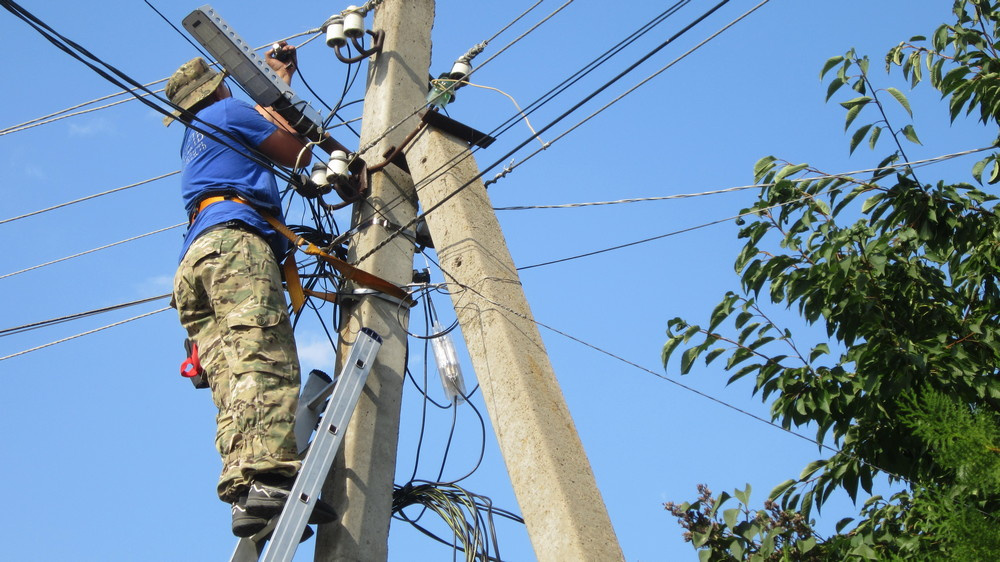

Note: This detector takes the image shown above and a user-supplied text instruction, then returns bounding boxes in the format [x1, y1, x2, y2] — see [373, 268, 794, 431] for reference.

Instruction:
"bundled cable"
[392, 481, 523, 562]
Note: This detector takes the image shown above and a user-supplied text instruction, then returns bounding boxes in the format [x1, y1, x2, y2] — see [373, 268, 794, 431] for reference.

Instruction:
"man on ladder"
[165, 42, 336, 538]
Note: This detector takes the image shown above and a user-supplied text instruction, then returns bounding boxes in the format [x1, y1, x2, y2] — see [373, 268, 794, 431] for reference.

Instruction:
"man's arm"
[256, 42, 311, 168]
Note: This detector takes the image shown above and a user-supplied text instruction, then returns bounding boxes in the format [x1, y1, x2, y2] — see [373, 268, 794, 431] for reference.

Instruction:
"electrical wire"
[493, 147, 993, 210]
[1, 0, 300, 185]
[0, 171, 178, 225]
[0, 294, 171, 337]
[339, 0, 693, 241]
[0, 223, 185, 281]
[512, 147, 992, 269]
[483, 0, 771, 188]
[0, 88, 166, 136]
[0, 307, 171, 362]
[351, 0, 578, 163]
[352, 0, 739, 266]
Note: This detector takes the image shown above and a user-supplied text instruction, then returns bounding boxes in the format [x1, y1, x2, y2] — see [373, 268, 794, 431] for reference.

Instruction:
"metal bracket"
[420, 108, 495, 148]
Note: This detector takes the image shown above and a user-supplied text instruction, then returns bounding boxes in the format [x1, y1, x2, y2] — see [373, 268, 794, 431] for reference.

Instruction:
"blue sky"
[1, 1, 994, 560]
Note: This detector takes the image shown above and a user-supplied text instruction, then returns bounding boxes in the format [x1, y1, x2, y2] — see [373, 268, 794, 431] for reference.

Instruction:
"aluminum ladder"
[230, 327, 382, 562]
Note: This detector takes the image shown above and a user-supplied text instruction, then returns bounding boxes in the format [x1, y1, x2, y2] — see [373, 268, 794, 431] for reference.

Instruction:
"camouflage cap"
[162, 57, 226, 127]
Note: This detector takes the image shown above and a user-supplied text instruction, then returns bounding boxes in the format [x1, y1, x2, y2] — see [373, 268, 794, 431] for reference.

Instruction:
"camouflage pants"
[173, 226, 301, 503]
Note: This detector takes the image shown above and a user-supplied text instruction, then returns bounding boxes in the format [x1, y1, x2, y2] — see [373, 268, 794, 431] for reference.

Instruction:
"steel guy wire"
[423, 252, 836, 452]
[0, 171, 178, 225]
[0, 223, 185, 281]
[0, 307, 171, 362]
[493, 147, 993, 211]
[0, 87, 165, 136]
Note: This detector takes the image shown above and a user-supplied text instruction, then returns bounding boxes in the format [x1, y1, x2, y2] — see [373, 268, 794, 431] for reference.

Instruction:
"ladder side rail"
[260, 329, 382, 562]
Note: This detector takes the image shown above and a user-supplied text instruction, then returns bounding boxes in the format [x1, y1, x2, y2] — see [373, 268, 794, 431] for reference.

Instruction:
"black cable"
[355, 0, 736, 267]
[0, 0, 298, 184]
[0, 294, 171, 337]
[143, 0, 213, 62]
[356, 0, 694, 229]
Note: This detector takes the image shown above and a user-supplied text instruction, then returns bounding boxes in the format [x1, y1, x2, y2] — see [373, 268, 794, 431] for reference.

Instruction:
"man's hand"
[266, 41, 297, 86]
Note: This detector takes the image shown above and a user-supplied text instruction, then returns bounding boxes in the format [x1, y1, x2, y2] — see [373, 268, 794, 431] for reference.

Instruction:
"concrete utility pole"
[317, 1, 623, 560]
[406, 128, 625, 561]
[315, 0, 432, 560]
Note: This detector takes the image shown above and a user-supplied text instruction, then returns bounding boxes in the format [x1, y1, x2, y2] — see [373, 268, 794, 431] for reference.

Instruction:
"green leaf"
[868, 125, 882, 149]
[820, 55, 844, 78]
[698, 549, 711, 562]
[826, 77, 846, 102]
[775, 163, 808, 181]
[990, 161, 1000, 185]
[754, 156, 777, 181]
[800, 537, 817, 554]
[845, 104, 865, 131]
[705, 347, 726, 365]
[839, 95, 873, 109]
[769, 479, 797, 500]
[734, 483, 752, 505]
[809, 343, 830, 362]
[850, 124, 873, 154]
[680, 347, 699, 374]
[972, 158, 988, 184]
[885, 87, 912, 116]
[723, 507, 740, 529]
[836, 517, 855, 533]
[901, 124, 922, 145]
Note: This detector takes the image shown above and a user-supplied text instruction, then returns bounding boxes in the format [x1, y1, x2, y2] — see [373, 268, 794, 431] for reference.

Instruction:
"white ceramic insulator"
[325, 17, 346, 47]
[326, 150, 349, 183]
[311, 162, 330, 186]
[449, 61, 472, 80]
[343, 7, 365, 38]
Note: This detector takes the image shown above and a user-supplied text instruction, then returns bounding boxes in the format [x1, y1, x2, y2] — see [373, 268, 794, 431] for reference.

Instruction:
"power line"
[0, 171, 178, 225]
[514, 146, 990, 270]
[355, 0, 741, 266]
[0, 294, 171, 337]
[352, 0, 578, 163]
[0, 307, 171, 362]
[484, 0, 771, 188]
[495, 147, 991, 211]
[0, 84, 166, 136]
[1, 0, 303, 185]
[363, 0, 692, 224]
[0, 223, 185, 280]
[2, 14, 324, 138]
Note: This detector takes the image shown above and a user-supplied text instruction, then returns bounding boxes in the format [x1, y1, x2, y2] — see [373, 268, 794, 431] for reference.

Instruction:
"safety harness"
[192, 195, 413, 312]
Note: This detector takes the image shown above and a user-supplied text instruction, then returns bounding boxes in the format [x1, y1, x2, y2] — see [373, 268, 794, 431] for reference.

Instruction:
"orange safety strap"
[260, 213, 414, 307]
[192, 195, 413, 310]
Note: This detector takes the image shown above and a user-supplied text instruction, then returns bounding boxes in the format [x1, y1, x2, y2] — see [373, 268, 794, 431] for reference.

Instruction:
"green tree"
[663, 1, 1000, 558]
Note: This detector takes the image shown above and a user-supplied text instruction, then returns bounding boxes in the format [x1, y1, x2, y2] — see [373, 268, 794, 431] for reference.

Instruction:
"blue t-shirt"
[178, 97, 290, 262]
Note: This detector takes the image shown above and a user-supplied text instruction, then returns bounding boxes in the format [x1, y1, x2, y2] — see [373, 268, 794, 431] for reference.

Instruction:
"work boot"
[232, 493, 268, 537]
[245, 474, 338, 524]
